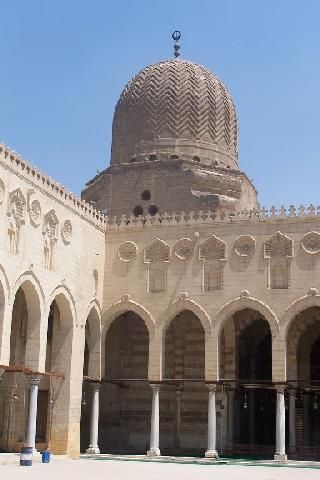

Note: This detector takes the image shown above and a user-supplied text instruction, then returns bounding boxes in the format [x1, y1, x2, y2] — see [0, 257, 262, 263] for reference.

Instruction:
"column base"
[274, 453, 287, 462]
[86, 446, 100, 454]
[205, 449, 219, 459]
[147, 448, 161, 457]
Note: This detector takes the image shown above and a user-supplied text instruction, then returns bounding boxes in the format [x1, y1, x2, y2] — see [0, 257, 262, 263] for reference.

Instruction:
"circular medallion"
[234, 235, 256, 257]
[118, 241, 137, 261]
[301, 232, 320, 254]
[174, 238, 194, 260]
[29, 199, 41, 227]
[61, 220, 72, 244]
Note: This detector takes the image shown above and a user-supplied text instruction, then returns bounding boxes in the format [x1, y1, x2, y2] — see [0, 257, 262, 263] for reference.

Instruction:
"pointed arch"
[9, 270, 45, 370]
[213, 296, 279, 337]
[102, 298, 155, 339]
[281, 294, 320, 340]
[0, 264, 10, 364]
[159, 296, 211, 335]
[84, 299, 102, 379]
[48, 284, 77, 327]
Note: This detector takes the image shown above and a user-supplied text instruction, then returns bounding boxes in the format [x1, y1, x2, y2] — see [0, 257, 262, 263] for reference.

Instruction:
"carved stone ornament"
[174, 238, 194, 260]
[301, 232, 320, 254]
[118, 241, 137, 262]
[144, 238, 170, 263]
[7, 188, 26, 226]
[121, 294, 130, 302]
[0, 178, 5, 204]
[234, 235, 256, 257]
[61, 220, 72, 245]
[264, 231, 293, 258]
[43, 210, 59, 240]
[199, 235, 226, 260]
[29, 199, 41, 227]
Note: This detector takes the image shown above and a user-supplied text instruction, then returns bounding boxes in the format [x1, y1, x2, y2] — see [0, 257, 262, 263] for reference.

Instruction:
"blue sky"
[1, 0, 320, 208]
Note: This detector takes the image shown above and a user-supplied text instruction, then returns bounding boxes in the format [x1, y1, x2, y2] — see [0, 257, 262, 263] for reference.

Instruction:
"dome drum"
[112, 136, 238, 169]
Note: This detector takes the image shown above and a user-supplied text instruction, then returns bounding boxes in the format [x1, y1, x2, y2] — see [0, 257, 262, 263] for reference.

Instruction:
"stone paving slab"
[2, 457, 320, 480]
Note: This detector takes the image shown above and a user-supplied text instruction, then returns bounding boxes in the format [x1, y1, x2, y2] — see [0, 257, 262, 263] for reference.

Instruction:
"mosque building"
[1, 32, 320, 461]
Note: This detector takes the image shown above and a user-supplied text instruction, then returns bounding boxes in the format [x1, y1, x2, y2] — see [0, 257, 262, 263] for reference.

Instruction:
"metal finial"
[172, 30, 181, 58]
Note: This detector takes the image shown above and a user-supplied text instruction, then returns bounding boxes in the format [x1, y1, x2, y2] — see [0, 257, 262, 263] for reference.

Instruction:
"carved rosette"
[61, 220, 72, 245]
[29, 199, 41, 227]
[118, 241, 137, 261]
[0, 178, 5, 205]
[301, 232, 320, 254]
[234, 235, 256, 257]
[174, 238, 194, 260]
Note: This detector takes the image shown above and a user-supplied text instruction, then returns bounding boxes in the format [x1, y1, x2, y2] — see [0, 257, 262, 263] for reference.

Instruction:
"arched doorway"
[45, 292, 77, 455]
[1, 282, 42, 452]
[102, 311, 150, 453]
[162, 310, 206, 456]
[220, 308, 274, 457]
[287, 307, 320, 459]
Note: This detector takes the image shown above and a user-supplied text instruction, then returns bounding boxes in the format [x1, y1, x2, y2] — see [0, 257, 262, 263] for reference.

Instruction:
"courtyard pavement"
[1, 456, 320, 480]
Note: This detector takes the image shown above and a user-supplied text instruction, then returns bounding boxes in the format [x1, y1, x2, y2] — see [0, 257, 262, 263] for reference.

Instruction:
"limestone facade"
[1, 54, 320, 461]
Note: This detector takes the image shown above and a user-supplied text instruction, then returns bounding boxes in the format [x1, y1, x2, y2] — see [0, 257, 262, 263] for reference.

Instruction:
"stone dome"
[111, 59, 239, 169]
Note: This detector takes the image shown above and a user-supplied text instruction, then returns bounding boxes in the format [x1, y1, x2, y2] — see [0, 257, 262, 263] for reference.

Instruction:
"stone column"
[174, 389, 182, 450]
[0, 368, 5, 381]
[303, 393, 310, 447]
[25, 375, 42, 452]
[205, 383, 218, 458]
[226, 388, 234, 451]
[274, 385, 287, 462]
[86, 382, 101, 454]
[147, 383, 161, 456]
[249, 390, 255, 447]
[288, 389, 296, 456]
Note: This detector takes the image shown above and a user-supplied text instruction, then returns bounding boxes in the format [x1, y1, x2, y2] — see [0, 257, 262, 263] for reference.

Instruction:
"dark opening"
[148, 205, 158, 216]
[193, 156, 200, 162]
[141, 190, 151, 201]
[149, 154, 157, 161]
[133, 205, 143, 217]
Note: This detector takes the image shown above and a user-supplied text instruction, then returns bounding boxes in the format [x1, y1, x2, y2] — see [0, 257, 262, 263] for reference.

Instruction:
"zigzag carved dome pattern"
[111, 59, 238, 168]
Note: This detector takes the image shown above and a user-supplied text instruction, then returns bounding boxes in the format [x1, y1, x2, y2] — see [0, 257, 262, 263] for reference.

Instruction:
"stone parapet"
[106, 204, 320, 230]
[0, 144, 106, 231]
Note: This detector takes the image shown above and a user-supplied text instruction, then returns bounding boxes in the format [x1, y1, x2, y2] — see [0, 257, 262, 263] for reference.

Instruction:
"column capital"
[206, 383, 217, 392]
[90, 381, 101, 391]
[28, 375, 42, 386]
[274, 384, 286, 394]
[150, 383, 161, 393]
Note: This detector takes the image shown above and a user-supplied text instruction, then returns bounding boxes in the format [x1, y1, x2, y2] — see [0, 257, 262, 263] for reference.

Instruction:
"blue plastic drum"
[20, 446, 33, 466]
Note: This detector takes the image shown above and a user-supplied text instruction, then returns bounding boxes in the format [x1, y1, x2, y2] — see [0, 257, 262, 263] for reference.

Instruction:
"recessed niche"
[149, 154, 157, 161]
[193, 156, 200, 162]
